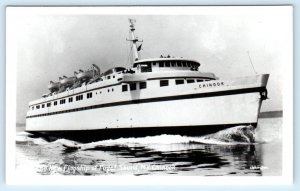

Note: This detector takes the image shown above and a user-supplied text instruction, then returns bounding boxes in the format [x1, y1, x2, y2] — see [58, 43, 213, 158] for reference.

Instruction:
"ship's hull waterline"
[26, 87, 265, 142]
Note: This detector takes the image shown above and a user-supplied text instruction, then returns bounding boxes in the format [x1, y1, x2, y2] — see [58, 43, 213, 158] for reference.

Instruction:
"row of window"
[87, 92, 93, 99]
[122, 82, 147, 92]
[76, 95, 83, 101]
[157, 61, 196, 68]
[60, 99, 66, 104]
[31, 78, 211, 110]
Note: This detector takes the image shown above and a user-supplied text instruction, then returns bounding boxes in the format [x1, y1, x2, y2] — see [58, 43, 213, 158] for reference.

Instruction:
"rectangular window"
[54, 101, 57, 106]
[140, 82, 147, 89]
[107, 76, 111, 80]
[197, 79, 204, 82]
[76, 95, 82, 101]
[182, 62, 187, 67]
[122, 84, 128, 92]
[42, 104, 45, 108]
[160, 80, 169, 87]
[176, 79, 184, 85]
[32, 107, 34, 110]
[36, 105, 40, 109]
[130, 83, 137, 91]
[165, 62, 170, 67]
[171, 62, 176, 67]
[187, 62, 191, 67]
[87, 92, 93, 99]
[159, 62, 164, 67]
[177, 61, 182, 67]
[47, 103, 51, 107]
[187, 79, 195, 83]
[69, 97, 73, 102]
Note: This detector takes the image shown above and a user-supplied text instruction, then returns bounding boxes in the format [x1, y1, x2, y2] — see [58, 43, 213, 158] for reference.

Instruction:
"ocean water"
[15, 117, 282, 176]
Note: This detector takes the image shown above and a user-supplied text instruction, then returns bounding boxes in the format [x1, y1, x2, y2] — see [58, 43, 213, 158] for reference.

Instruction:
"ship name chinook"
[199, 81, 225, 88]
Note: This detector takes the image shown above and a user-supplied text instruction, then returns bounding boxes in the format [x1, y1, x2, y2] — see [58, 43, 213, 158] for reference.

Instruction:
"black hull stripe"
[26, 87, 265, 119]
[26, 123, 257, 143]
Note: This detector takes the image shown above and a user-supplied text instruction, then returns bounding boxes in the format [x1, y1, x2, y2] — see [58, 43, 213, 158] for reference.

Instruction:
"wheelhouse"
[133, 58, 200, 73]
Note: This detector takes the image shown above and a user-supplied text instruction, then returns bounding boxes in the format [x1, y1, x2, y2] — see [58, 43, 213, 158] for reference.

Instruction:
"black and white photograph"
[6, 6, 293, 184]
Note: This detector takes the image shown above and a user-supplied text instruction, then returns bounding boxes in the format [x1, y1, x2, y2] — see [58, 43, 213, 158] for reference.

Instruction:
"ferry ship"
[26, 19, 269, 142]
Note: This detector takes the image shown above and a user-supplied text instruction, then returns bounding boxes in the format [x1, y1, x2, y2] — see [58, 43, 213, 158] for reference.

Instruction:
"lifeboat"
[76, 70, 94, 81]
[48, 81, 60, 93]
[103, 67, 126, 76]
[60, 76, 76, 87]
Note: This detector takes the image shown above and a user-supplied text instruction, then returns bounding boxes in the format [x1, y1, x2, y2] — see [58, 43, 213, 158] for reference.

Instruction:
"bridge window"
[176, 79, 184, 85]
[187, 79, 195, 83]
[140, 82, 147, 89]
[177, 61, 182, 67]
[165, 62, 170, 67]
[160, 80, 169, 87]
[159, 62, 164, 67]
[182, 62, 187, 67]
[69, 97, 73, 102]
[171, 62, 176, 67]
[130, 83, 137, 91]
[122, 84, 128, 92]
[187, 62, 191, 67]
[47, 103, 51, 107]
[87, 92, 93, 99]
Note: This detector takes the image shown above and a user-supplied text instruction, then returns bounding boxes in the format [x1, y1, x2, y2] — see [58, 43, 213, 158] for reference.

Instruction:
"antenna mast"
[127, 19, 142, 62]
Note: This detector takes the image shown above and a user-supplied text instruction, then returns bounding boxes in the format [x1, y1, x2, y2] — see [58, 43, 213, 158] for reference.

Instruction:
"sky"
[9, 8, 292, 124]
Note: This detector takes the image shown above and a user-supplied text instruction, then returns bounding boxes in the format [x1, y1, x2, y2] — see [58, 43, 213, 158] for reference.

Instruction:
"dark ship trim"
[26, 123, 257, 143]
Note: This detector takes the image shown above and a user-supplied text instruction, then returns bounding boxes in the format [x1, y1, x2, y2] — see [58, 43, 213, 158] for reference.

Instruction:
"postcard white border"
[6, 6, 293, 185]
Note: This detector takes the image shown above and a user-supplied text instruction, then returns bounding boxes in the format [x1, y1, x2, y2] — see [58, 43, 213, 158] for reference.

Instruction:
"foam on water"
[58, 125, 255, 150]
[16, 132, 49, 145]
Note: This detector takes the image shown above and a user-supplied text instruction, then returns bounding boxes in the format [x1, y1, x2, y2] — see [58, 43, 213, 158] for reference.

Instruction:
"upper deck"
[28, 60, 216, 107]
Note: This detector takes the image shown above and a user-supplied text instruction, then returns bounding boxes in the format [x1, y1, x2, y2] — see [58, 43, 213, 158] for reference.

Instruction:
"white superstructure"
[25, 19, 269, 140]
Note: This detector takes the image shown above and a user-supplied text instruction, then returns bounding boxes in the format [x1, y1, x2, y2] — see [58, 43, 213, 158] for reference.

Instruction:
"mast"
[127, 18, 142, 62]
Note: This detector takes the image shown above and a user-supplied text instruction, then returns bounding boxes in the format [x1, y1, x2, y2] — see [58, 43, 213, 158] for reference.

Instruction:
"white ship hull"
[27, 91, 262, 131]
